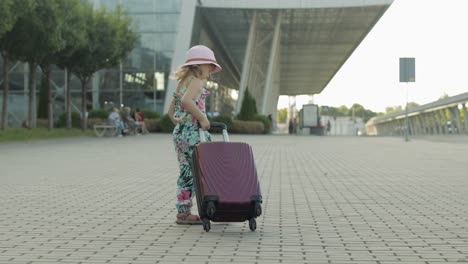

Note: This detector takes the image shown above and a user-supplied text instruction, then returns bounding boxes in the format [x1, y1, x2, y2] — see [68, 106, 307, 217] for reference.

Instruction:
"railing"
[371, 92, 468, 136]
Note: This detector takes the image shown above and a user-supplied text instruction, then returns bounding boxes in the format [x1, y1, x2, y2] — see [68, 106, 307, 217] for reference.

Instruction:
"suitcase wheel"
[254, 202, 262, 217]
[249, 218, 257, 231]
[206, 201, 216, 218]
[202, 218, 211, 232]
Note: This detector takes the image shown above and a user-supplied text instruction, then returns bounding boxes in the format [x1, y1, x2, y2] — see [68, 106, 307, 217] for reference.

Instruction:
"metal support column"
[419, 115, 426, 134]
[410, 117, 416, 135]
[428, 113, 435, 134]
[462, 103, 468, 134]
[440, 109, 448, 134]
[433, 111, 441, 135]
[236, 12, 257, 114]
[417, 115, 424, 135]
[262, 11, 282, 115]
[415, 117, 421, 135]
[448, 107, 457, 134]
[452, 106, 463, 134]
[412, 117, 418, 135]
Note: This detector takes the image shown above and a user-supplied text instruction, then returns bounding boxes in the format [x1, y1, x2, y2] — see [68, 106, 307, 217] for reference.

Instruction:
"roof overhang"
[196, 0, 393, 95]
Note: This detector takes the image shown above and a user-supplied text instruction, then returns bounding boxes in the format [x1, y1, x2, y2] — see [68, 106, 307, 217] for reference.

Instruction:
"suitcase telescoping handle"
[199, 122, 230, 142]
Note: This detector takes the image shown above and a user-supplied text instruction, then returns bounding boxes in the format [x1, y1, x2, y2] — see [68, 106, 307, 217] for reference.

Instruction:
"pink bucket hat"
[181, 45, 222, 73]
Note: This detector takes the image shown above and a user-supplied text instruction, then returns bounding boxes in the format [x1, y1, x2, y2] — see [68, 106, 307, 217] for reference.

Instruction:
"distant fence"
[370, 92, 468, 136]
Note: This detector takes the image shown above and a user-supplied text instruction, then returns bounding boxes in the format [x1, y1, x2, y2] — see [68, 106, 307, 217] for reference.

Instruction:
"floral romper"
[172, 82, 211, 214]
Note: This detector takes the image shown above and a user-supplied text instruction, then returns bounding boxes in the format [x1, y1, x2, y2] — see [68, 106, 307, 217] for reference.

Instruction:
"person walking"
[167, 45, 222, 224]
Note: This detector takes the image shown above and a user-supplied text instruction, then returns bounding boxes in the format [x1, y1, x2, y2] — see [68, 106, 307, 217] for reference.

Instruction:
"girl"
[167, 45, 222, 224]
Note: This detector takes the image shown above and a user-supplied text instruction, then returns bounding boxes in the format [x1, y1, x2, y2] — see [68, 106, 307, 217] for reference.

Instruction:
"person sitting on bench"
[108, 108, 126, 137]
[135, 108, 149, 134]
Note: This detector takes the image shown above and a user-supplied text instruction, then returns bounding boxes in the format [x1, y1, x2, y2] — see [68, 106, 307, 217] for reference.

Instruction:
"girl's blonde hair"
[171, 65, 203, 93]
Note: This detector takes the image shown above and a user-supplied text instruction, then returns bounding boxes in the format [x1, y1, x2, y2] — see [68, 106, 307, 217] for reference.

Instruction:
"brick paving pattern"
[0, 134, 467, 264]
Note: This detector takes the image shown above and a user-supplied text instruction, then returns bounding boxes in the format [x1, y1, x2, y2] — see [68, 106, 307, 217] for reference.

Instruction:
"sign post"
[399, 58, 415, 142]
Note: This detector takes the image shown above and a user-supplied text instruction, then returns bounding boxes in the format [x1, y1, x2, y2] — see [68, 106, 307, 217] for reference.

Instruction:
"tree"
[237, 87, 257, 121]
[0, 0, 15, 129]
[337, 105, 349, 116]
[407, 102, 420, 109]
[318, 103, 377, 122]
[54, 0, 89, 129]
[6, 0, 65, 128]
[362, 109, 378, 122]
[349, 103, 378, 122]
[69, 5, 138, 130]
[384, 102, 419, 115]
[319, 106, 333, 117]
[385, 105, 403, 114]
[277, 108, 287, 123]
[0, 0, 26, 129]
[350, 103, 366, 118]
[35, 0, 75, 130]
[438, 93, 449, 100]
[0, 0, 15, 36]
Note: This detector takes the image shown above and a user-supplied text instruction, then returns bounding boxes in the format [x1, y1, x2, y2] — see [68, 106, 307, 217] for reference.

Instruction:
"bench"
[93, 124, 118, 137]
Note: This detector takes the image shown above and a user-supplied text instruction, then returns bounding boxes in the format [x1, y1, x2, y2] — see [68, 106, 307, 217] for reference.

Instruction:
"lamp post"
[119, 60, 123, 108]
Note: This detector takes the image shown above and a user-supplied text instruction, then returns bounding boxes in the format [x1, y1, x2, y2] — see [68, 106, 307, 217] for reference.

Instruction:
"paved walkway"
[1, 134, 467, 264]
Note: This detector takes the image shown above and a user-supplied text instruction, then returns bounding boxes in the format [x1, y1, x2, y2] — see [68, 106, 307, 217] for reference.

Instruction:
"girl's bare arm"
[181, 78, 210, 129]
[168, 97, 177, 125]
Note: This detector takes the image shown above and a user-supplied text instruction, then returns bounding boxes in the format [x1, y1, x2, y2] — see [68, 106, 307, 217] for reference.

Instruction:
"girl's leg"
[176, 161, 194, 214]
[174, 138, 196, 215]
[175, 131, 212, 213]
[172, 128, 211, 222]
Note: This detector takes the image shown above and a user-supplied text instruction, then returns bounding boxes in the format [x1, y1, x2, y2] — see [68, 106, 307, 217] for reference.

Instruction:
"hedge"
[145, 118, 160, 132]
[88, 109, 109, 119]
[141, 109, 160, 119]
[230, 120, 264, 134]
[254, 115, 272, 134]
[210, 114, 233, 133]
[56, 112, 81, 128]
[160, 114, 175, 133]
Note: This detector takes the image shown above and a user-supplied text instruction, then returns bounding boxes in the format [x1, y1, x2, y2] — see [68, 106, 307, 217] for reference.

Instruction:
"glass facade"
[0, 0, 183, 126]
[92, 0, 182, 113]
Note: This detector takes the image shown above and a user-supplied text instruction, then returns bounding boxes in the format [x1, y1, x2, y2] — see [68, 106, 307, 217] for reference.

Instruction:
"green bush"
[210, 114, 233, 133]
[142, 109, 160, 119]
[230, 120, 264, 134]
[88, 109, 109, 119]
[254, 115, 272, 134]
[56, 112, 81, 128]
[160, 114, 175, 133]
[145, 118, 160, 132]
[237, 88, 257, 121]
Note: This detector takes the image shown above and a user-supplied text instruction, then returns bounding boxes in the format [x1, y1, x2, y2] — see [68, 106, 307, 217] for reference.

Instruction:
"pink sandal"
[176, 212, 202, 225]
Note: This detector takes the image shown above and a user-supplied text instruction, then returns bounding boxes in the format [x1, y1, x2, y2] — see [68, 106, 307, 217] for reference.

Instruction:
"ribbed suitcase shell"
[192, 141, 262, 222]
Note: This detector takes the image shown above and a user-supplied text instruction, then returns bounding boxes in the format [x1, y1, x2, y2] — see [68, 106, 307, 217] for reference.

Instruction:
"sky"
[278, 0, 468, 113]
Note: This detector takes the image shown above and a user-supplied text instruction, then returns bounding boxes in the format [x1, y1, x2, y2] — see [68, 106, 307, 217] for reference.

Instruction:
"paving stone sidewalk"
[0, 134, 467, 264]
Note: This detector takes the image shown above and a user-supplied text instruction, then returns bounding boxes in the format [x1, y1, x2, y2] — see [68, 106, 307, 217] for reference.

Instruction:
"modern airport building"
[0, 0, 393, 127]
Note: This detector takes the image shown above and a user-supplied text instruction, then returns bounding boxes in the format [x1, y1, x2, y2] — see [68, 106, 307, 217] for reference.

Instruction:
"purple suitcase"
[192, 122, 262, 232]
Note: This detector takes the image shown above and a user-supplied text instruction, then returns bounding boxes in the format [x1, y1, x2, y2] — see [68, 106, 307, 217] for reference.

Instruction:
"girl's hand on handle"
[200, 118, 210, 130]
